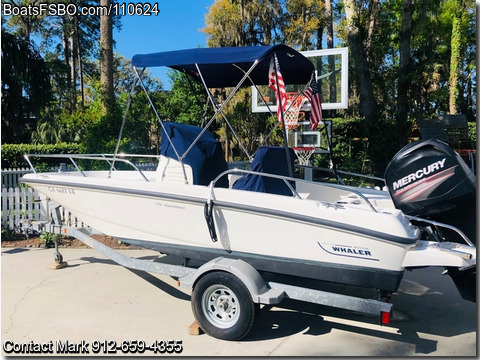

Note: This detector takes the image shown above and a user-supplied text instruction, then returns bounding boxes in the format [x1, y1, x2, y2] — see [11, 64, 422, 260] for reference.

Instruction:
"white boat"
[21, 45, 476, 301]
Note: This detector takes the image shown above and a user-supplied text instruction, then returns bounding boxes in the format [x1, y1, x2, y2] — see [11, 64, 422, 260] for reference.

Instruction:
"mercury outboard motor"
[385, 139, 476, 242]
[385, 139, 476, 301]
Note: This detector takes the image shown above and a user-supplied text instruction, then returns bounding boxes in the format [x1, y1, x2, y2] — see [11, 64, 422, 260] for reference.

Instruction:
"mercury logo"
[393, 158, 446, 191]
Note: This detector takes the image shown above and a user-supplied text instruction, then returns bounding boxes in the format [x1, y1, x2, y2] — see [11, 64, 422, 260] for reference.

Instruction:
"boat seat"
[232, 146, 296, 196]
[228, 174, 243, 188]
[156, 155, 193, 184]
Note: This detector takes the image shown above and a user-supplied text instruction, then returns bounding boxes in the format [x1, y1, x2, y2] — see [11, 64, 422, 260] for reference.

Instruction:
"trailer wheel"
[191, 271, 255, 340]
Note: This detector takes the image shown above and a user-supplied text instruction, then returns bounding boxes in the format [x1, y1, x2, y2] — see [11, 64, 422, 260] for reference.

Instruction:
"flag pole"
[273, 53, 294, 178]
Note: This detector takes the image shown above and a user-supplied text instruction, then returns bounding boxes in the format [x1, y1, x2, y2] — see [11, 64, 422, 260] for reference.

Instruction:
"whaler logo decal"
[392, 158, 446, 191]
[318, 242, 379, 261]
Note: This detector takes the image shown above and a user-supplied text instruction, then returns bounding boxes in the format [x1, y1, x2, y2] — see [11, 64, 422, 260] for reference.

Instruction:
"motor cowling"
[384, 139, 476, 244]
[385, 139, 477, 303]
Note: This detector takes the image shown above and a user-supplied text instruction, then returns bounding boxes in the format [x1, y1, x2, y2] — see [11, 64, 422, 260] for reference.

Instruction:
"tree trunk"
[396, 0, 413, 148]
[325, 0, 336, 103]
[344, 0, 377, 122]
[62, 18, 72, 112]
[344, 0, 383, 174]
[100, 0, 114, 113]
[71, 13, 85, 108]
[301, 6, 310, 50]
[77, 30, 85, 108]
[365, 0, 378, 60]
[69, 32, 77, 110]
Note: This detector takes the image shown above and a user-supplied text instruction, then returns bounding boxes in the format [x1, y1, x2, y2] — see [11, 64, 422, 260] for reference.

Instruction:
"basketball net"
[293, 147, 316, 166]
[282, 95, 307, 130]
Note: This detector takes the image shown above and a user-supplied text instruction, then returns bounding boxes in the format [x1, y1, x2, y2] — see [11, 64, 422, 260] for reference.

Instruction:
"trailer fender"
[179, 257, 285, 304]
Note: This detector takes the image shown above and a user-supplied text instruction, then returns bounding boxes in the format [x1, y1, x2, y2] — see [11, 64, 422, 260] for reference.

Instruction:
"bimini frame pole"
[198, 64, 253, 161]
[180, 60, 261, 161]
[231, 63, 295, 151]
[231, 66, 301, 149]
[109, 68, 143, 178]
[132, 66, 190, 183]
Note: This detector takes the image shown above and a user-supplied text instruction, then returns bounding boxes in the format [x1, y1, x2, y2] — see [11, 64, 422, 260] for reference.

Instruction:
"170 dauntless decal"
[318, 242, 379, 261]
[393, 158, 447, 191]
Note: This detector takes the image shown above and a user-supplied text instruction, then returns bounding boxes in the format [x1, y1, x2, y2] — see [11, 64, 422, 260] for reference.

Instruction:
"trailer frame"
[24, 215, 393, 340]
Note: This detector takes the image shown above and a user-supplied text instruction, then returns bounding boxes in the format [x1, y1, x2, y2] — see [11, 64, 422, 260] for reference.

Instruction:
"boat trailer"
[24, 212, 393, 341]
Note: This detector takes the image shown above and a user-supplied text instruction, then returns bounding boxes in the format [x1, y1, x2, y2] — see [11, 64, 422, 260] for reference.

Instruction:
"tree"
[453, 0, 476, 119]
[283, 0, 324, 50]
[203, 0, 246, 47]
[1, 30, 52, 143]
[222, 88, 277, 160]
[343, 0, 385, 173]
[203, 0, 283, 47]
[395, 0, 413, 147]
[325, 0, 336, 105]
[162, 71, 210, 127]
[448, 0, 467, 114]
[29, 53, 164, 154]
[100, 0, 114, 113]
[27, 0, 102, 112]
[2, 0, 45, 41]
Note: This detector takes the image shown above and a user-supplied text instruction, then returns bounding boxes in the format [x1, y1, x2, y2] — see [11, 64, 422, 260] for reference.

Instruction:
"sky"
[113, 1, 214, 89]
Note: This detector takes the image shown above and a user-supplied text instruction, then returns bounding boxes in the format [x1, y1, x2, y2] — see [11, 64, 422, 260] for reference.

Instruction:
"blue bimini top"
[132, 45, 314, 88]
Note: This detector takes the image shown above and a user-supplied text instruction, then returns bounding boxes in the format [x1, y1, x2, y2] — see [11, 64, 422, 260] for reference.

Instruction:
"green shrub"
[468, 122, 476, 147]
[40, 232, 56, 248]
[313, 117, 370, 173]
[1, 143, 81, 169]
[310, 117, 403, 184]
[1, 228, 15, 241]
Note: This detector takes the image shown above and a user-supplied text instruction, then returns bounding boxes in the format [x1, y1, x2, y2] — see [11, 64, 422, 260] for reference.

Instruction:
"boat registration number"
[47, 186, 76, 195]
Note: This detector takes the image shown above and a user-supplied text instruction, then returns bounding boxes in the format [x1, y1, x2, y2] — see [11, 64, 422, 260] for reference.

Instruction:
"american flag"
[304, 74, 323, 130]
[268, 54, 287, 123]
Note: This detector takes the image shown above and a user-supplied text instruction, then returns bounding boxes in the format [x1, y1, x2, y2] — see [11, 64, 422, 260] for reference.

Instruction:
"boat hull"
[120, 238, 405, 291]
[21, 172, 419, 292]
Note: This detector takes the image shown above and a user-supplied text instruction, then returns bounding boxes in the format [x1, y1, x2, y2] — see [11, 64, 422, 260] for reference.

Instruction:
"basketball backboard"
[252, 47, 348, 112]
[289, 120, 332, 154]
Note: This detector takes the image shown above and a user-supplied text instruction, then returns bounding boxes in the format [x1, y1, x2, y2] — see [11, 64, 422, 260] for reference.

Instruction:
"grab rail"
[406, 215, 474, 247]
[298, 164, 387, 187]
[215, 168, 301, 199]
[210, 168, 379, 212]
[23, 153, 161, 182]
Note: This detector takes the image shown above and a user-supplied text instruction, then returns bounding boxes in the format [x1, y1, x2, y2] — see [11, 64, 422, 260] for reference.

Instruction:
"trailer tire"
[191, 271, 255, 340]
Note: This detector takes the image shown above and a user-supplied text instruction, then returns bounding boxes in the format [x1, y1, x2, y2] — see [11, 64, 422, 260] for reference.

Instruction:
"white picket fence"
[1, 187, 85, 231]
[1, 187, 40, 230]
[2, 166, 85, 231]
[1, 167, 33, 189]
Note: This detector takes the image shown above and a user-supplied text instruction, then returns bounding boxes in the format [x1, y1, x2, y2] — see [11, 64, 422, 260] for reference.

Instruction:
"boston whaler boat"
[21, 45, 476, 340]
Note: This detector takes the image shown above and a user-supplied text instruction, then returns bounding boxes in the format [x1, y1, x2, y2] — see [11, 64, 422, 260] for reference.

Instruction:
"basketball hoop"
[293, 147, 316, 165]
[282, 95, 307, 130]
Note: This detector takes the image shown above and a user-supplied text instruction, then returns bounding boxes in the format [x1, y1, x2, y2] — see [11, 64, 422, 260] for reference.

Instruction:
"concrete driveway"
[1, 247, 476, 356]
